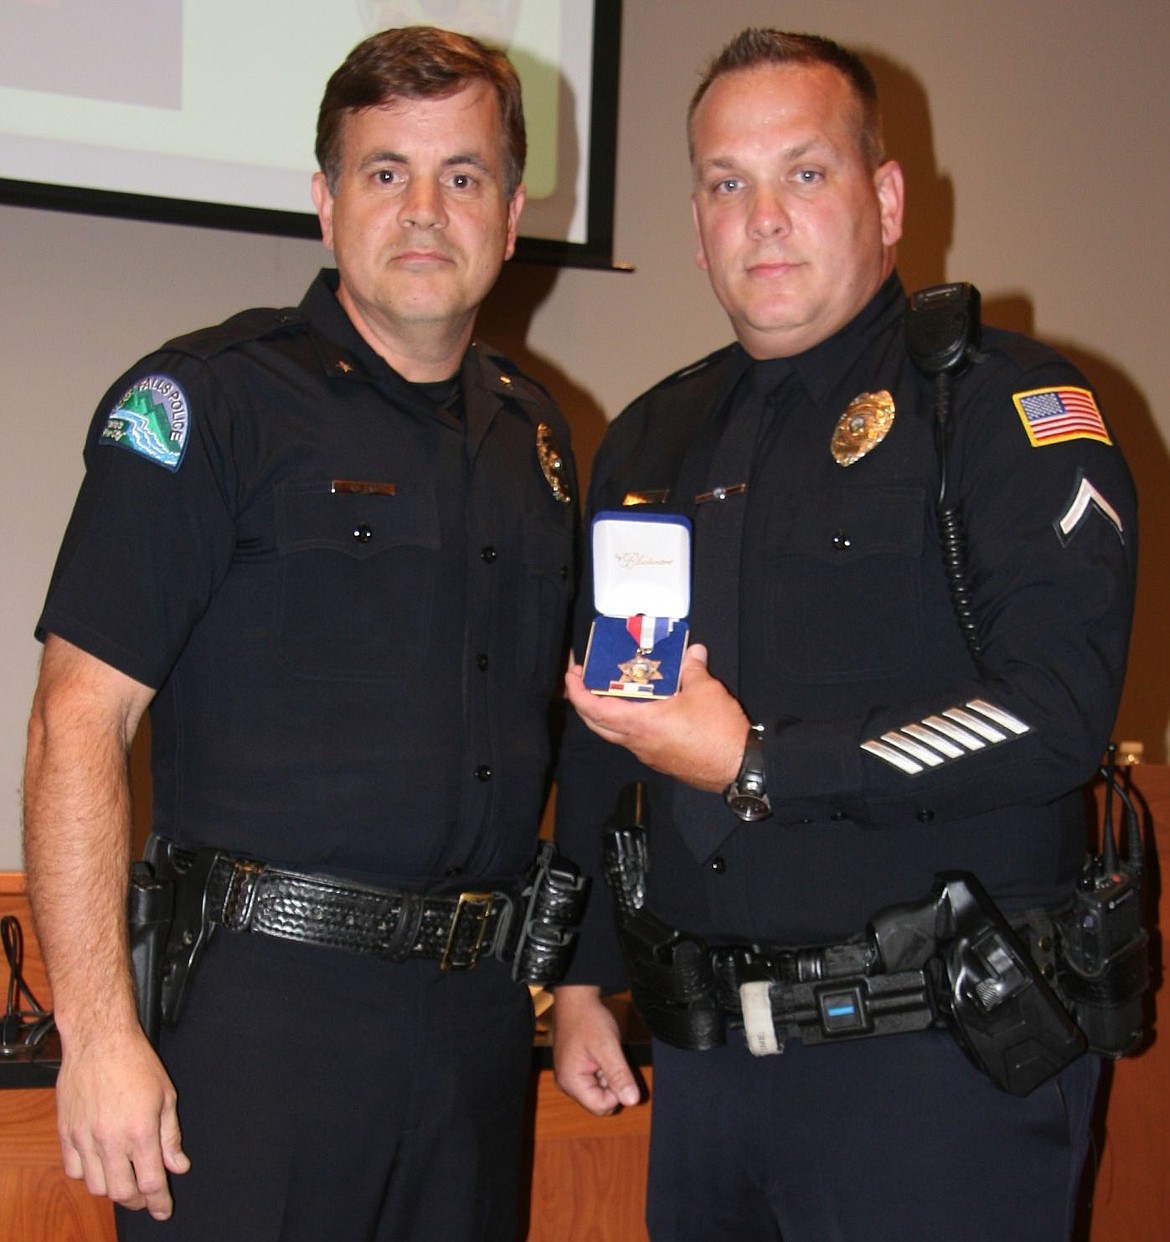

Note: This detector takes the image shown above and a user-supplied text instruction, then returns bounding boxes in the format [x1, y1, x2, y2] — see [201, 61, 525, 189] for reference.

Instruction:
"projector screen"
[0, 0, 622, 267]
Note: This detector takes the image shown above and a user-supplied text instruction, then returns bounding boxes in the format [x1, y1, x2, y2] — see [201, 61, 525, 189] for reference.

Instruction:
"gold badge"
[536, 423, 572, 504]
[831, 391, 896, 466]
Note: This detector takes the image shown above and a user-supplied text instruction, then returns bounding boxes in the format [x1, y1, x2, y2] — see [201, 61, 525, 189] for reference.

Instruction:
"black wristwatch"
[723, 724, 771, 821]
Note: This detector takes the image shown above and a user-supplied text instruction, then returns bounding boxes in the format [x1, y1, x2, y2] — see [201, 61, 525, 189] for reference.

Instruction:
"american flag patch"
[1012, 386, 1111, 448]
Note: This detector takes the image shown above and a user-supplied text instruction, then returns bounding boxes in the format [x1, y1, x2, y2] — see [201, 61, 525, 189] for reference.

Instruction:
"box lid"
[591, 509, 691, 619]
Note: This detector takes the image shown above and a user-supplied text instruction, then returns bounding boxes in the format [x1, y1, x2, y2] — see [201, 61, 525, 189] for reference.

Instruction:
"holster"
[129, 836, 222, 1039]
[127, 859, 173, 1046]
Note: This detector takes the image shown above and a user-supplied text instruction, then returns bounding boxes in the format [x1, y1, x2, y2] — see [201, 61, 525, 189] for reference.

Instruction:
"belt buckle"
[442, 891, 495, 971]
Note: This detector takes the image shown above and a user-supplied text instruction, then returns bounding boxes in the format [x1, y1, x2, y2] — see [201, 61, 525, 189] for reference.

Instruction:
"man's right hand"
[55, 1022, 190, 1219]
[551, 984, 642, 1116]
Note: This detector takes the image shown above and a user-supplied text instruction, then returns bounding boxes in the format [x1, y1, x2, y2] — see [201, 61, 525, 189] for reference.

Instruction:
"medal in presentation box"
[582, 510, 691, 698]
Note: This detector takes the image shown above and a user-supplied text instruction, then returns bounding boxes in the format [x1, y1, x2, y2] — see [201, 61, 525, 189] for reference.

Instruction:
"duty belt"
[197, 851, 517, 970]
[133, 836, 587, 1038]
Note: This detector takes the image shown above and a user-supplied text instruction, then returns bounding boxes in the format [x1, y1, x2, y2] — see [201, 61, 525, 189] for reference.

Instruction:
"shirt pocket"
[764, 486, 925, 683]
[515, 513, 574, 688]
[274, 478, 440, 680]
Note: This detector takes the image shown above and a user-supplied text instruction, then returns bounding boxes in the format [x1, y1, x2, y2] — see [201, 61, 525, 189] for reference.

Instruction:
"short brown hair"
[688, 29, 884, 170]
[316, 25, 526, 197]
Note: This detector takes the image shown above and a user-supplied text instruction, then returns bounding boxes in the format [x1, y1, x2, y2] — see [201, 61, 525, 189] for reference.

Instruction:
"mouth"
[746, 258, 800, 280]
[393, 249, 454, 269]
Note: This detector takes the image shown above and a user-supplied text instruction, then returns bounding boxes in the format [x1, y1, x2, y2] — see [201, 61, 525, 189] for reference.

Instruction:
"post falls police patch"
[98, 374, 190, 471]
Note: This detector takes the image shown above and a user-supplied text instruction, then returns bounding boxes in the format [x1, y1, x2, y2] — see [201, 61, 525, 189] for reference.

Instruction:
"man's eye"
[715, 178, 742, 194]
[375, 169, 399, 184]
[795, 168, 823, 184]
[450, 173, 476, 189]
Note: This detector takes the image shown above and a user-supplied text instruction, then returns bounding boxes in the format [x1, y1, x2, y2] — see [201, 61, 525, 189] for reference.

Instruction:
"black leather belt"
[201, 854, 518, 970]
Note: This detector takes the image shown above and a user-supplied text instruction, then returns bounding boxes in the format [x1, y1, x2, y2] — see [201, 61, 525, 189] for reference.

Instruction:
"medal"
[536, 422, 572, 504]
[617, 614, 672, 684]
[831, 391, 896, 466]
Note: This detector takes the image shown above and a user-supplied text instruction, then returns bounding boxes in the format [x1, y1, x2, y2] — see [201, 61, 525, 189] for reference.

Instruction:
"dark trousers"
[117, 928, 534, 1242]
[647, 1028, 1099, 1242]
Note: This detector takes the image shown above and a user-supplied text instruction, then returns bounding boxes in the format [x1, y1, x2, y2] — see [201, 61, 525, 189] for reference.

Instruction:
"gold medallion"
[536, 423, 572, 504]
[831, 391, 896, 466]
[618, 653, 662, 684]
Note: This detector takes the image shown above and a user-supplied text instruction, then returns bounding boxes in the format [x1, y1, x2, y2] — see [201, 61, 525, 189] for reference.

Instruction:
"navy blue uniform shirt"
[39, 270, 578, 889]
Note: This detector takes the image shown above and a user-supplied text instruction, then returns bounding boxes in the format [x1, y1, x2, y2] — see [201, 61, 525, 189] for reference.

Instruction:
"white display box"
[581, 510, 691, 697]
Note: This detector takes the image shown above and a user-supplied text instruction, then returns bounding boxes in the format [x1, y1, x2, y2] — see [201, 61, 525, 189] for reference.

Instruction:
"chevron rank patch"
[99, 374, 190, 471]
[1056, 472, 1125, 544]
[1012, 386, 1110, 448]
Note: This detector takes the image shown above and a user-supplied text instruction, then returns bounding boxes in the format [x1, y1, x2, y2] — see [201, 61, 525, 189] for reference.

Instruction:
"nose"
[747, 187, 791, 239]
[399, 178, 446, 230]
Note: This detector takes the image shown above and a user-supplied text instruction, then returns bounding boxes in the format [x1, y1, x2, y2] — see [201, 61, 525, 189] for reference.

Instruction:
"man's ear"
[691, 196, 710, 272]
[874, 160, 905, 248]
[311, 172, 335, 252]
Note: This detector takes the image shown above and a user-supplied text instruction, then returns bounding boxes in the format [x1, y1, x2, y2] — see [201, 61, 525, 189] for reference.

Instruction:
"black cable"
[933, 370, 983, 660]
[1, 914, 55, 1050]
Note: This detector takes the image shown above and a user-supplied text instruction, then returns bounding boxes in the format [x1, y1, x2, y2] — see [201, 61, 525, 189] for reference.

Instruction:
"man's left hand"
[564, 643, 749, 792]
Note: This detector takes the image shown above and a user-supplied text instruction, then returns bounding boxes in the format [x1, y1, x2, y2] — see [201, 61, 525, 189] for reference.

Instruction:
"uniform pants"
[647, 1029, 1099, 1242]
[117, 927, 534, 1242]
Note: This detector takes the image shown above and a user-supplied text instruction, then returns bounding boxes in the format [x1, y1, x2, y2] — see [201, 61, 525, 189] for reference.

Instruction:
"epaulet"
[978, 325, 1066, 375]
[640, 343, 738, 397]
[162, 307, 307, 360]
[472, 340, 555, 404]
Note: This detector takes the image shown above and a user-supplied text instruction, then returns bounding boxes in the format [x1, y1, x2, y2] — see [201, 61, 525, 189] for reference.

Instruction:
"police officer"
[23, 26, 577, 1241]
[552, 29, 1136, 1242]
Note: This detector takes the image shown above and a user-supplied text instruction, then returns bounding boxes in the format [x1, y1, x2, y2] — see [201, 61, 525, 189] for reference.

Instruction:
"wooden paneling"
[0, 1091, 116, 1241]
[1085, 763, 1170, 1242]
[526, 1069, 650, 1242]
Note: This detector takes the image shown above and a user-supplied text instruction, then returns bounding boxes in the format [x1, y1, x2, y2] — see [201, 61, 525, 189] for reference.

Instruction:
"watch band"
[724, 723, 772, 821]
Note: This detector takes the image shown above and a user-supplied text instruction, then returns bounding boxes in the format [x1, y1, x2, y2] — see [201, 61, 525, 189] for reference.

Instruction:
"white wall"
[3, 0, 1167, 867]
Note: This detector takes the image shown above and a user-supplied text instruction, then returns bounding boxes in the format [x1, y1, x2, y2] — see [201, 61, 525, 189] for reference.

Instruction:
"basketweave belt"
[201, 853, 518, 971]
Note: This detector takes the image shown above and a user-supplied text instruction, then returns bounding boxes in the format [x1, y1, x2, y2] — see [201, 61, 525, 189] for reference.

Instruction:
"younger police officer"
[24, 27, 577, 1242]
[553, 30, 1136, 1242]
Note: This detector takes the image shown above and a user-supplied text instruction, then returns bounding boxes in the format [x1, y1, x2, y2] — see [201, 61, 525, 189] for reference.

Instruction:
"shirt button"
[475, 765, 493, 782]
[445, 865, 463, 878]
[832, 530, 852, 551]
[477, 653, 490, 671]
[481, 546, 497, 562]
[710, 856, 726, 874]
[916, 808, 935, 824]
[353, 524, 373, 542]
[830, 810, 846, 822]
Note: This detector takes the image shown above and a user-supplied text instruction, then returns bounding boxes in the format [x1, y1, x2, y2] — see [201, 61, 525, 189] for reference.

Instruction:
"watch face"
[728, 792, 770, 821]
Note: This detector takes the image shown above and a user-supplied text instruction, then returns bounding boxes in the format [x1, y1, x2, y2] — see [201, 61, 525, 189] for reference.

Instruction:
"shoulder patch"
[1011, 386, 1111, 448]
[98, 374, 190, 471]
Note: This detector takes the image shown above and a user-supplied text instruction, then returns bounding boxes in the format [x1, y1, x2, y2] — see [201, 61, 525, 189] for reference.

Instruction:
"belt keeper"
[222, 859, 264, 931]
[739, 980, 783, 1056]
[385, 891, 423, 961]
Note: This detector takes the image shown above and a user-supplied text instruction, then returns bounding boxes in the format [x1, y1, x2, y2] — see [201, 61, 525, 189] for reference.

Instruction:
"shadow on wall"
[866, 51, 954, 297]
[478, 259, 611, 490]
